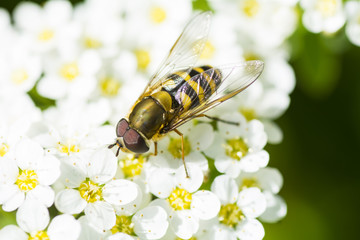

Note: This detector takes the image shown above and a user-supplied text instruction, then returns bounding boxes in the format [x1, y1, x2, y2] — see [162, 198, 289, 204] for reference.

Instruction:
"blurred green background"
[1, 1, 360, 239]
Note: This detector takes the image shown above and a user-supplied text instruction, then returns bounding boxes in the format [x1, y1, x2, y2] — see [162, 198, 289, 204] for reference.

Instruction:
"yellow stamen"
[84, 37, 102, 49]
[11, 69, 29, 85]
[38, 29, 54, 42]
[223, 138, 249, 160]
[150, 7, 167, 23]
[200, 41, 215, 60]
[316, 0, 337, 17]
[79, 180, 102, 203]
[241, 0, 260, 18]
[60, 62, 79, 82]
[167, 188, 192, 211]
[16, 170, 38, 192]
[134, 49, 151, 70]
[219, 203, 244, 228]
[111, 215, 135, 235]
[119, 154, 145, 178]
[28, 230, 50, 240]
[240, 177, 260, 190]
[0, 143, 9, 157]
[239, 108, 257, 121]
[99, 77, 121, 97]
[168, 137, 191, 159]
[57, 142, 80, 155]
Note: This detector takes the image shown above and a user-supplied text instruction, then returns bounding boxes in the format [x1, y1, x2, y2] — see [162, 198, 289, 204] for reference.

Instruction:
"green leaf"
[27, 83, 56, 111]
[192, 0, 213, 12]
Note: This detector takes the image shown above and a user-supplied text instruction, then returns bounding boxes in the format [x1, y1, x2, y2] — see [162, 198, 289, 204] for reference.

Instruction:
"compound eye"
[123, 129, 149, 153]
[116, 119, 129, 137]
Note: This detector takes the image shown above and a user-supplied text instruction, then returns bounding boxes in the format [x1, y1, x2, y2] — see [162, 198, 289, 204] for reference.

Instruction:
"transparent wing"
[164, 60, 264, 131]
[138, 11, 212, 98]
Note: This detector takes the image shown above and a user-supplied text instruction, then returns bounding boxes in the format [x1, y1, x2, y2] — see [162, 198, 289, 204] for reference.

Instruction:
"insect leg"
[154, 142, 158, 156]
[173, 129, 190, 178]
[196, 114, 240, 126]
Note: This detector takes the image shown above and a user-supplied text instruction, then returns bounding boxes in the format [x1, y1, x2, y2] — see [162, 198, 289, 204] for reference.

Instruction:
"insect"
[109, 12, 264, 177]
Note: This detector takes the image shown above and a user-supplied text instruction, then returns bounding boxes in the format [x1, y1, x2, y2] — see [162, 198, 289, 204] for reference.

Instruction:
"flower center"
[38, 29, 54, 42]
[239, 108, 257, 121]
[111, 215, 135, 235]
[28, 230, 49, 240]
[168, 188, 192, 211]
[79, 180, 102, 203]
[176, 237, 197, 240]
[316, 0, 337, 17]
[99, 77, 121, 97]
[219, 203, 244, 228]
[60, 62, 79, 82]
[240, 177, 259, 190]
[16, 170, 38, 192]
[84, 37, 102, 49]
[223, 138, 249, 161]
[119, 154, 145, 178]
[200, 41, 215, 60]
[168, 137, 191, 159]
[57, 141, 80, 155]
[241, 0, 260, 18]
[0, 142, 9, 157]
[150, 7, 167, 24]
[134, 49, 151, 70]
[11, 69, 29, 85]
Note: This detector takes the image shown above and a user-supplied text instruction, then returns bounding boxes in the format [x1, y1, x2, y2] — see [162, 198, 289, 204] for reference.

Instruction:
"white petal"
[0, 184, 19, 204]
[235, 218, 264, 240]
[27, 185, 54, 207]
[187, 123, 214, 151]
[175, 164, 203, 193]
[59, 158, 87, 188]
[133, 206, 169, 240]
[170, 210, 199, 239]
[78, 216, 106, 240]
[36, 154, 60, 185]
[191, 190, 220, 220]
[55, 189, 87, 214]
[207, 224, 237, 240]
[256, 167, 283, 194]
[15, 138, 43, 170]
[85, 201, 116, 231]
[113, 184, 143, 216]
[259, 193, 287, 223]
[87, 148, 117, 184]
[0, 158, 18, 184]
[215, 157, 241, 178]
[262, 120, 283, 144]
[185, 151, 209, 172]
[237, 188, 267, 219]
[16, 199, 49, 233]
[148, 168, 175, 198]
[1, 186, 24, 212]
[240, 151, 269, 173]
[107, 233, 137, 240]
[102, 179, 139, 205]
[211, 175, 238, 204]
[0, 225, 27, 240]
[48, 214, 81, 240]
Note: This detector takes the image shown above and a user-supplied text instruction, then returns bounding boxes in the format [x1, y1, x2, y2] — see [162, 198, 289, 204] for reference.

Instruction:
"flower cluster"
[0, 0, 311, 239]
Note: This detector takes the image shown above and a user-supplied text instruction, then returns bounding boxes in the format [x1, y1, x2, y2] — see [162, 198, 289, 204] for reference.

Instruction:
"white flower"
[0, 138, 60, 212]
[208, 175, 266, 240]
[109, 205, 169, 240]
[205, 114, 269, 178]
[13, 0, 74, 53]
[149, 123, 214, 173]
[237, 167, 287, 222]
[0, 199, 80, 240]
[55, 148, 140, 231]
[301, 0, 346, 34]
[37, 50, 101, 100]
[149, 164, 220, 239]
[345, 1, 360, 46]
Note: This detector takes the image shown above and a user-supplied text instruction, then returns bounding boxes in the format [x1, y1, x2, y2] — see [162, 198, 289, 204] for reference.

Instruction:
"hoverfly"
[109, 12, 264, 177]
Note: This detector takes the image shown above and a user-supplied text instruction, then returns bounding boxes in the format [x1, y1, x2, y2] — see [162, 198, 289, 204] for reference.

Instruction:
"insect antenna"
[108, 140, 123, 157]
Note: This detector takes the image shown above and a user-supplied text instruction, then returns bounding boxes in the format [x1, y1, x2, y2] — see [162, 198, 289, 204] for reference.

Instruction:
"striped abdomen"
[163, 66, 222, 111]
